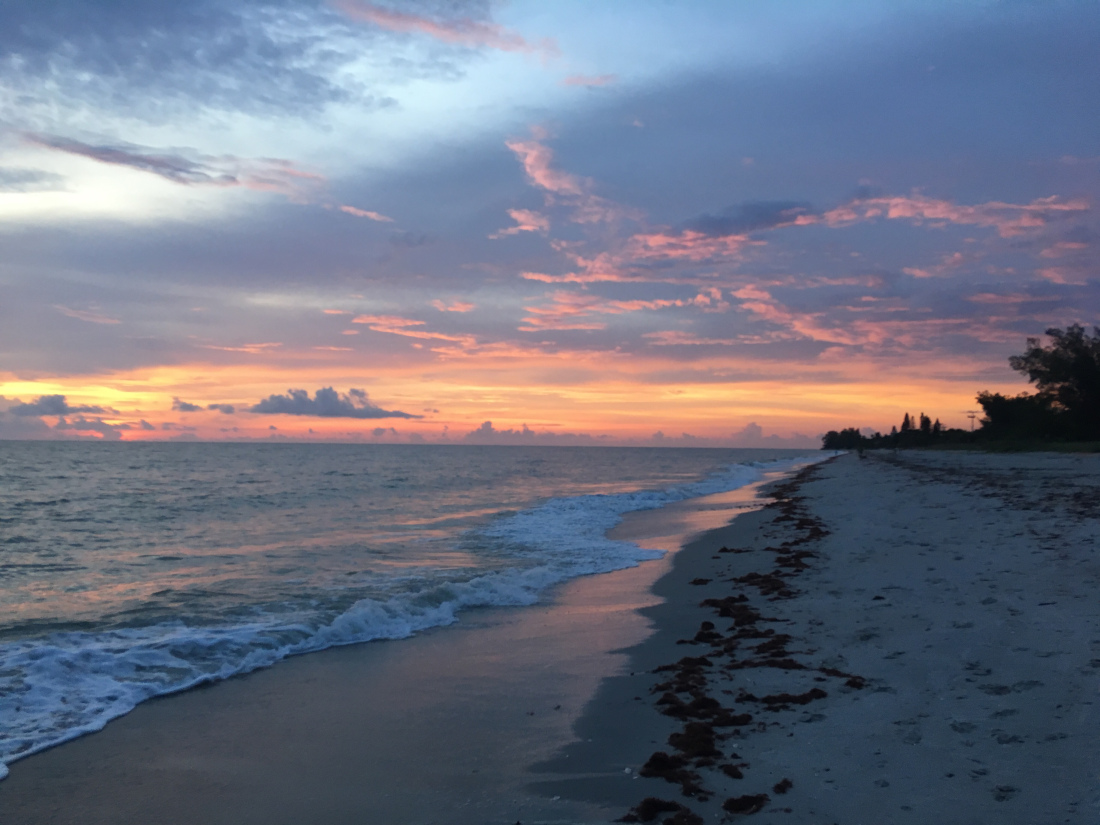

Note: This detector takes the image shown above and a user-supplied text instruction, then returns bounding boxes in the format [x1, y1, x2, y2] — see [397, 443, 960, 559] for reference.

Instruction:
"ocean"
[0, 442, 815, 779]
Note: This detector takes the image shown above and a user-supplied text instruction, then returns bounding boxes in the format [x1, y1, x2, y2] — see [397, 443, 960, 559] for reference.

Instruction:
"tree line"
[822, 324, 1100, 450]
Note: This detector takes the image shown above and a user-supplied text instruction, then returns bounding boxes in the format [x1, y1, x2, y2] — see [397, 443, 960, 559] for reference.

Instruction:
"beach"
[2, 450, 1099, 823]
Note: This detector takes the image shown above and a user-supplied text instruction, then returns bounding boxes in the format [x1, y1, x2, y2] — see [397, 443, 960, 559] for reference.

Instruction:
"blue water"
[0, 442, 816, 778]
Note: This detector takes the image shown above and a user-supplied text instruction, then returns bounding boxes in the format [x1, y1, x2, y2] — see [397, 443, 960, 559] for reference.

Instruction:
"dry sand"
[2, 450, 1098, 824]
[539, 450, 1100, 824]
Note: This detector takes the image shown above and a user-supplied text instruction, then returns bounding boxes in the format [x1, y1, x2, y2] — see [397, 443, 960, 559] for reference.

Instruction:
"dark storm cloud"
[250, 387, 420, 418]
[9, 395, 106, 416]
[0, 167, 64, 192]
[683, 201, 816, 237]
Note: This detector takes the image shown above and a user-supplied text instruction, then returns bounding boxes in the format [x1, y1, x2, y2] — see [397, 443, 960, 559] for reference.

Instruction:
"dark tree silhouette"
[1007, 324, 1100, 440]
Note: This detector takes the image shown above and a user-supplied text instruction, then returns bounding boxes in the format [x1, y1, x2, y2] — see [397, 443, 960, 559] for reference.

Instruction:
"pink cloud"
[334, 1, 558, 58]
[504, 128, 634, 226]
[561, 74, 617, 87]
[820, 193, 1088, 238]
[490, 208, 550, 238]
[626, 230, 758, 263]
[1037, 267, 1090, 285]
[505, 129, 586, 196]
[519, 290, 689, 331]
[352, 313, 475, 345]
[1039, 241, 1088, 258]
[339, 205, 394, 222]
[431, 300, 476, 313]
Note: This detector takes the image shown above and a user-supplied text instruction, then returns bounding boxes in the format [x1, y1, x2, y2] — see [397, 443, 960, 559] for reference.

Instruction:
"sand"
[2, 450, 1098, 824]
[538, 450, 1100, 824]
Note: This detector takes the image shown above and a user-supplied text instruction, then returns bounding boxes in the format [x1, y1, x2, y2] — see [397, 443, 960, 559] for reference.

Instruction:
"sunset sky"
[1, 0, 1097, 444]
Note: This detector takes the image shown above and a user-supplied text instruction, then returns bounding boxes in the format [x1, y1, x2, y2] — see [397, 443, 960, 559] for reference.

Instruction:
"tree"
[901, 412, 912, 432]
[919, 413, 932, 435]
[977, 391, 1060, 440]
[1008, 324, 1100, 439]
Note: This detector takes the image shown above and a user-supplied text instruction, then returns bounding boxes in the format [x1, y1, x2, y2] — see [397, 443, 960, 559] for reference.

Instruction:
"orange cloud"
[334, 1, 558, 57]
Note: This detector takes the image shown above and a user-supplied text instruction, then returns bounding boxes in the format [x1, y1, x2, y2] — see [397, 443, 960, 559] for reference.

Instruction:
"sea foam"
[0, 454, 816, 778]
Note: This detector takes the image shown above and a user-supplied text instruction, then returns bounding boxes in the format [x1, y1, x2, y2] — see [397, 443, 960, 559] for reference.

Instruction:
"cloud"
[54, 305, 121, 324]
[727, 422, 816, 448]
[561, 73, 616, 87]
[0, 167, 64, 192]
[54, 415, 128, 440]
[352, 314, 475, 345]
[8, 395, 106, 416]
[339, 205, 394, 222]
[519, 291, 689, 331]
[250, 387, 420, 419]
[490, 208, 550, 238]
[26, 133, 325, 201]
[333, 0, 558, 58]
[684, 201, 816, 237]
[505, 128, 586, 196]
[431, 299, 476, 312]
[172, 397, 203, 412]
[0, 0, 391, 118]
[463, 420, 605, 445]
[819, 193, 1089, 238]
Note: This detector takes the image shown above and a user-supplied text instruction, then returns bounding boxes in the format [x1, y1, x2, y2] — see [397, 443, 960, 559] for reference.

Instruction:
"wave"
[0, 454, 819, 780]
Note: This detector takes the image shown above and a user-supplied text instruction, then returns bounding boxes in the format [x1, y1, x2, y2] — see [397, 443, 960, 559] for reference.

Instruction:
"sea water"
[0, 442, 815, 778]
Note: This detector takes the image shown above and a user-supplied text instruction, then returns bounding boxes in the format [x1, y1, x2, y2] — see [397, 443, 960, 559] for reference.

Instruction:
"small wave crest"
[0, 455, 814, 777]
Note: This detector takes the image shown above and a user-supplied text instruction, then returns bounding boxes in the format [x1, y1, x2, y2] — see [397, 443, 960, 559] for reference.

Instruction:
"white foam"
[0, 454, 824, 778]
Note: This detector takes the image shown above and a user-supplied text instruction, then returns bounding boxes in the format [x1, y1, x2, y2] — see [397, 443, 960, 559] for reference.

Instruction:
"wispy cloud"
[54, 305, 121, 324]
[339, 205, 394, 222]
[490, 208, 549, 238]
[431, 300, 476, 313]
[352, 314, 475, 344]
[26, 133, 325, 201]
[820, 193, 1089, 238]
[333, 1, 558, 58]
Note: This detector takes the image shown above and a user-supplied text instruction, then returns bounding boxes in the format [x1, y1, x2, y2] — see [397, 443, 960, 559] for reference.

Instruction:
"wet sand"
[539, 450, 1100, 824]
[3, 451, 1099, 824]
[0, 463, 784, 824]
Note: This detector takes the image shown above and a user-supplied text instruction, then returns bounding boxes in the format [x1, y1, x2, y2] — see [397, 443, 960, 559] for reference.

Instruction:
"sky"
[0, 0, 1097, 446]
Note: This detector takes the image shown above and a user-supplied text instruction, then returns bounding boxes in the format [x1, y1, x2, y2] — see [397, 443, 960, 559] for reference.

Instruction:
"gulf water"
[0, 442, 814, 778]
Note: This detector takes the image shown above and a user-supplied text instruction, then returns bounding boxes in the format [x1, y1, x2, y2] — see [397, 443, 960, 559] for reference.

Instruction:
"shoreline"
[0, 460, 795, 824]
[3, 450, 1097, 823]
[539, 450, 1100, 823]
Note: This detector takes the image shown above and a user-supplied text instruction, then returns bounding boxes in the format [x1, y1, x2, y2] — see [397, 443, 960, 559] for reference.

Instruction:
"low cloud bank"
[250, 387, 420, 419]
